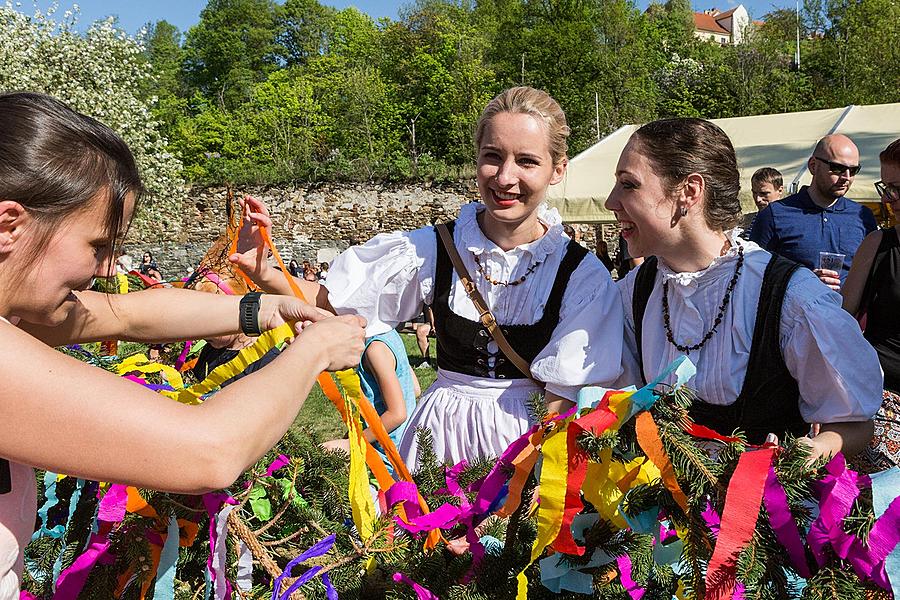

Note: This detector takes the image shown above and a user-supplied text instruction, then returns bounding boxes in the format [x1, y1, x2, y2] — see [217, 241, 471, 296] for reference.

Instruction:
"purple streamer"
[271, 534, 336, 600]
[321, 573, 339, 600]
[701, 500, 721, 538]
[392, 572, 440, 600]
[265, 454, 290, 478]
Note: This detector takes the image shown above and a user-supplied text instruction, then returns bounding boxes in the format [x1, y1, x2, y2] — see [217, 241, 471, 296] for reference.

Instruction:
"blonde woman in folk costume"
[608, 118, 880, 460]
[232, 86, 626, 468]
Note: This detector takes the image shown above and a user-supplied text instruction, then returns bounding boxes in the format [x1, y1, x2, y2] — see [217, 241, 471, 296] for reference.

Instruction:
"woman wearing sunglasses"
[842, 138, 900, 471]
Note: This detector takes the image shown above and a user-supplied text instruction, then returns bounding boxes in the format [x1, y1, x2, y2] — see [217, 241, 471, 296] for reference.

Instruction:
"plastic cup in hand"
[818, 251, 845, 273]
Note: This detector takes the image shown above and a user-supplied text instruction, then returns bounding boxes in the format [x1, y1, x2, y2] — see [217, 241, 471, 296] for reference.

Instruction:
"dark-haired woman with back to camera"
[607, 118, 880, 461]
[841, 138, 900, 471]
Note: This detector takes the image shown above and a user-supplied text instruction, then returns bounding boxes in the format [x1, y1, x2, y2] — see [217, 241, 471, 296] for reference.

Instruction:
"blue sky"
[28, 0, 792, 36]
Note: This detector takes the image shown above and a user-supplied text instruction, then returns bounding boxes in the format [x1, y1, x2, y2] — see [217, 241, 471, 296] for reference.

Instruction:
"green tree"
[182, 0, 280, 108]
[381, 0, 496, 168]
[803, 0, 900, 106]
[277, 0, 337, 66]
[0, 5, 183, 233]
[142, 20, 184, 99]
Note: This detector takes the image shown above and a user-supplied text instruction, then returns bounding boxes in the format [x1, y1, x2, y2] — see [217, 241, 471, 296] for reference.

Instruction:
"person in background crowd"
[608, 118, 879, 461]
[841, 138, 900, 471]
[562, 223, 582, 242]
[303, 265, 317, 282]
[750, 134, 876, 290]
[288, 259, 301, 277]
[318, 262, 329, 284]
[0, 91, 366, 598]
[614, 232, 643, 279]
[750, 167, 784, 211]
[115, 253, 133, 275]
[412, 306, 435, 369]
[232, 86, 626, 468]
[139, 251, 162, 281]
[740, 167, 784, 241]
[596, 239, 615, 274]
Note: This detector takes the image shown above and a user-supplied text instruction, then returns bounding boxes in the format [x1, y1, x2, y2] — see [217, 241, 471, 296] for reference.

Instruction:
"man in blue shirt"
[750, 134, 876, 290]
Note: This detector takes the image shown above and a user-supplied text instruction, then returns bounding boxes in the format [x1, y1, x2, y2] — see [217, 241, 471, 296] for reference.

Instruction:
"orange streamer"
[635, 411, 690, 513]
[248, 216, 440, 549]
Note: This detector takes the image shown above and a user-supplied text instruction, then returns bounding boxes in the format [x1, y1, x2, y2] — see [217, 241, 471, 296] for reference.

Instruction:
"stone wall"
[124, 182, 620, 278]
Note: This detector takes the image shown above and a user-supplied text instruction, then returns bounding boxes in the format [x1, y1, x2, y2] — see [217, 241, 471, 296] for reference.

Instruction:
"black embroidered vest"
[632, 253, 807, 444]
[432, 221, 588, 379]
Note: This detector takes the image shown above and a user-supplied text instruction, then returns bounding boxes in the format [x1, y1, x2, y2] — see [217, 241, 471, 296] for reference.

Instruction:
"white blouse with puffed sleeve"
[326, 202, 625, 400]
[618, 233, 882, 425]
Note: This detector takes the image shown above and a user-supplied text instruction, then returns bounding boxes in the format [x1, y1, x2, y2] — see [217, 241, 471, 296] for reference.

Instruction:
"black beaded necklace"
[474, 252, 543, 286]
[661, 244, 744, 355]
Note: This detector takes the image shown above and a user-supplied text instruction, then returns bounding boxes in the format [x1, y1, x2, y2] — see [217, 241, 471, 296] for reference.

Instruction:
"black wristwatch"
[239, 292, 263, 336]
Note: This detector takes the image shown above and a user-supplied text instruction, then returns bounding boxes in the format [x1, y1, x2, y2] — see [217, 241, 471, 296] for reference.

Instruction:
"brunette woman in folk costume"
[233, 87, 626, 468]
[608, 118, 880, 460]
[0, 93, 366, 599]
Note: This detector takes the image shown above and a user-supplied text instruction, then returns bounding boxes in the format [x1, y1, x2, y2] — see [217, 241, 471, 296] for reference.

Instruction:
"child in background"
[322, 329, 417, 456]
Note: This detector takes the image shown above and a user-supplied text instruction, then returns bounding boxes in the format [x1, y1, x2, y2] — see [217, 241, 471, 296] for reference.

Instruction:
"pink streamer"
[386, 480, 424, 521]
[805, 454, 900, 591]
[763, 467, 811, 577]
[392, 572, 440, 600]
[203, 493, 237, 599]
[202, 269, 236, 295]
[53, 485, 127, 599]
[616, 555, 645, 600]
[265, 454, 290, 478]
[701, 500, 721, 538]
[52, 535, 115, 600]
[174, 341, 193, 370]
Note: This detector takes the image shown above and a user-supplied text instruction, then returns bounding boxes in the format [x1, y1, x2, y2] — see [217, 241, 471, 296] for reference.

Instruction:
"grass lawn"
[293, 332, 436, 441]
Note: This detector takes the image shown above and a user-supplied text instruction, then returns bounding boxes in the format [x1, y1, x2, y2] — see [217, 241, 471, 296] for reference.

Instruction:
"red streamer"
[705, 447, 775, 600]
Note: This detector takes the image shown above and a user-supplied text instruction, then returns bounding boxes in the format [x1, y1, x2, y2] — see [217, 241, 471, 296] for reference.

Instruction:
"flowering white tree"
[0, 3, 184, 233]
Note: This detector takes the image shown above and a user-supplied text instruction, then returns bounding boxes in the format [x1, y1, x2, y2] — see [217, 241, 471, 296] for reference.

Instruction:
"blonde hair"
[475, 87, 570, 165]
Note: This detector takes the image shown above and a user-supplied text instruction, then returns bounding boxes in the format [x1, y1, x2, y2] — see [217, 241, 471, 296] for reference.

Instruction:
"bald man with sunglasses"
[751, 134, 877, 290]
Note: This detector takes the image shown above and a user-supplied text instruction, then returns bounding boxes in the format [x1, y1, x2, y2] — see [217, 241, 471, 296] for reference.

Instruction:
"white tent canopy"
[547, 103, 900, 223]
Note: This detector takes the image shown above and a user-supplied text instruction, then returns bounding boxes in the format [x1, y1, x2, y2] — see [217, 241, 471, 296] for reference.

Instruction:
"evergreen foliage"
[23, 347, 895, 598]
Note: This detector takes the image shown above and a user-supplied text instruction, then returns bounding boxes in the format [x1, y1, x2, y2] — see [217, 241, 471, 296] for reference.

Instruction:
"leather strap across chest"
[432, 220, 588, 380]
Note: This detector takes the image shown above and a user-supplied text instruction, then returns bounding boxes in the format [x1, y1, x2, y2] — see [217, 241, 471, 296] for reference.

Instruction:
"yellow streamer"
[336, 369, 377, 545]
[116, 354, 186, 390]
[122, 324, 293, 405]
[116, 273, 129, 294]
[607, 390, 635, 425]
[583, 450, 661, 529]
[342, 373, 376, 571]
[516, 423, 570, 599]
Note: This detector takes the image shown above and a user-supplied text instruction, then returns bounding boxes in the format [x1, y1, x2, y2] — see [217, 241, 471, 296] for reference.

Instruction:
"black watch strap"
[0, 459, 10, 495]
[239, 292, 263, 336]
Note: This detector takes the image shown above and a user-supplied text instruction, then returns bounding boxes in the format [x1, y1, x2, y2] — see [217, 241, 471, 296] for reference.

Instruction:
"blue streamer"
[271, 534, 336, 600]
[33, 471, 64, 540]
[871, 467, 900, 598]
[153, 516, 180, 600]
[627, 355, 696, 419]
[322, 573, 339, 600]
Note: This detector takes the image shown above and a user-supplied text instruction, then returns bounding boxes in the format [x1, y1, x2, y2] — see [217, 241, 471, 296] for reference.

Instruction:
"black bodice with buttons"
[431, 221, 588, 379]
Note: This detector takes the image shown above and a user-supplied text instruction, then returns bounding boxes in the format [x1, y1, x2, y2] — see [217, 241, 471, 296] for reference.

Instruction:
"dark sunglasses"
[876, 180, 900, 202]
[814, 156, 861, 176]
